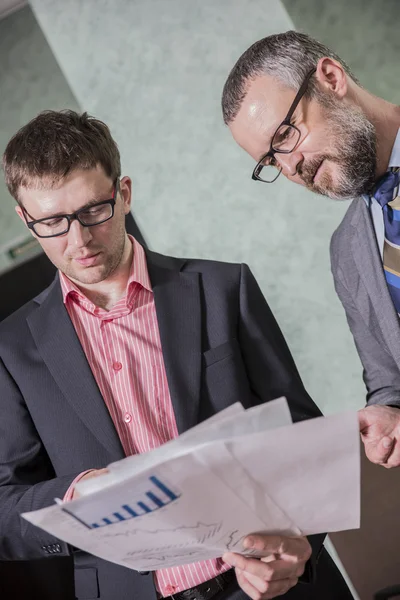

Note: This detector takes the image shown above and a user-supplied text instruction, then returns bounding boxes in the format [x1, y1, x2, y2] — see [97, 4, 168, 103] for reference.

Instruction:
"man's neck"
[72, 236, 134, 311]
[358, 88, 400, 178]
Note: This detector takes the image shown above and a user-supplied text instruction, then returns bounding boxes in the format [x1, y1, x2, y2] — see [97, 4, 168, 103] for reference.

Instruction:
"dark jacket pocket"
[203, 339, 252, 412]
[203, 339, 237, 367]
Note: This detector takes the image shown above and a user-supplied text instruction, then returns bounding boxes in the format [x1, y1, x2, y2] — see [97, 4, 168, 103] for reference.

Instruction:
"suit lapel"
[27, 278, 124, 460]
[145, 250, 202, 434]
[351, 199, 400, 364]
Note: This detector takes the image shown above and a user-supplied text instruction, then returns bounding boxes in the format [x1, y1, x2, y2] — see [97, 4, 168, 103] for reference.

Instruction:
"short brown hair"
[2, 110, 121, 202]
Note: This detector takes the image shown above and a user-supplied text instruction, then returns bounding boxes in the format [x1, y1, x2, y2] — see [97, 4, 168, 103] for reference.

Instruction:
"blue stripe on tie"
[385, 269, 400, 289]
[392, 209, 400, 221]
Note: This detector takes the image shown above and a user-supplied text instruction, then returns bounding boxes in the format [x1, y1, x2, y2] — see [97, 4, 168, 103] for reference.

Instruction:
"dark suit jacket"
[0, 249, 324, 599]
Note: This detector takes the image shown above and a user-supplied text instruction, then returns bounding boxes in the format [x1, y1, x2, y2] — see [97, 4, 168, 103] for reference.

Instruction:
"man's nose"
[276, 150, 303, 179]
[67, 218, 93, 248]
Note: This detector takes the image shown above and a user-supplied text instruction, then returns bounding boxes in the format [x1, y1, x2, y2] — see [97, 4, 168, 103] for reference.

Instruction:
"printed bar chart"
[89, 475, 180, 529]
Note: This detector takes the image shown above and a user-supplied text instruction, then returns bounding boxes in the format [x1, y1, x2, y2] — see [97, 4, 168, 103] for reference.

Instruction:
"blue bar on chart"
[89, 475, 181, 529]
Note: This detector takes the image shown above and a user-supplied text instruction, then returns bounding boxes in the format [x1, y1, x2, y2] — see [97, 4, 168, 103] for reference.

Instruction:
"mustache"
[296, 156, 330, 187]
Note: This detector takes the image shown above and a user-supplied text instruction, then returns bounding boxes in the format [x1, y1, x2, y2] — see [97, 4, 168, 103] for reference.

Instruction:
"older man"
[222, 30, 400, 469]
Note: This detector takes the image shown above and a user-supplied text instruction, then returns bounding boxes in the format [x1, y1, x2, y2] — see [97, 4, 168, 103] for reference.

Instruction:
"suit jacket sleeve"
[237, 263, 324, 583]
[0, 357, 73, 559]
[330, 251, 400, 409]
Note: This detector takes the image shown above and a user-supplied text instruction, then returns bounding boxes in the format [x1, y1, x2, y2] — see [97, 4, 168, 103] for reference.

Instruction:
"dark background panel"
[0, 557, 74, 600]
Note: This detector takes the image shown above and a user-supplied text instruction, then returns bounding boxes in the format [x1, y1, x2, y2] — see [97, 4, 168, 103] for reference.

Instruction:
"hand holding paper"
[223, 534, 312, 600]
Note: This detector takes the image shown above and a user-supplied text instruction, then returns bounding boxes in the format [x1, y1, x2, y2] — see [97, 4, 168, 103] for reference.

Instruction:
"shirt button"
[124, 413, 132, 423]
[165, 584, 177, 595]
[112, 361, 122, 371]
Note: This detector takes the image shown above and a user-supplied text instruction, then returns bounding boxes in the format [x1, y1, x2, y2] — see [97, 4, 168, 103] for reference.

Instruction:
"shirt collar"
[126, 235, 152, 294]
[388, 127, 400, 169]
[363, 127, 400, 205]
[60, 235, 152, 307]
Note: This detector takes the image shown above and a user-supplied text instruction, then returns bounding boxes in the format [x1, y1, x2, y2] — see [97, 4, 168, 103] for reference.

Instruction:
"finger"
[223, 554, 300, 582]
[242, 568, 299, 592]
[223, 553, 270, 579]
[260, 553, 275, 563]
[243, 534, 308, 557]
[241, 570, 271, 595]
[235, 568, 262, 600]
[358, 408, 370, 433]
[364, 437, 394, 464]
[239, 570, 298, 599]
[379, 436, 395, 461]
[243, 534, 289, 555]
[259, 558, 304, 581]
[385, 439, 400, 468]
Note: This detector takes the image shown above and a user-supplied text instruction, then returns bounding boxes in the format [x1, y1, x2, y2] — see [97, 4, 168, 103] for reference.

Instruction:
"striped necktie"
[374, 168, 400, 312]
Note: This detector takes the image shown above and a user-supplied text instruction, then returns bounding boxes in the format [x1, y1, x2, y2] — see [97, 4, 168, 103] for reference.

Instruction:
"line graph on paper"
[101, 520, 223, 542]
[117, 522, 241, 569]
[63, 475, 181, 529]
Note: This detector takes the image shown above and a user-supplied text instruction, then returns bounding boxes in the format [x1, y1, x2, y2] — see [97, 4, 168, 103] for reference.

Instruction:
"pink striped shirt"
[60, 236, 229, 596]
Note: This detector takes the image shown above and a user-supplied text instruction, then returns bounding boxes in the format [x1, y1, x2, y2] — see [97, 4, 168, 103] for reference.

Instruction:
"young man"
[0, 110, 351, 600]
[222, 30, 400, 470]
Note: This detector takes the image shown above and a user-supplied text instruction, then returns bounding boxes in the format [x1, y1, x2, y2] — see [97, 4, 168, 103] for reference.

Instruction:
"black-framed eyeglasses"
[22, 179, 119, 238]
[252, 68, 316, 184]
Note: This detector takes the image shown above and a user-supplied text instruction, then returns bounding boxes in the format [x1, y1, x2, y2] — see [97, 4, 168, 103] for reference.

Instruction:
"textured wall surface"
[283, 0, 400, 105]
[28, 0, 366, 415]
[0, 6, 79, 273]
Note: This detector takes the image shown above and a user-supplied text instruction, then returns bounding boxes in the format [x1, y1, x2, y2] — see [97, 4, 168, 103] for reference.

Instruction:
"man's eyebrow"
[80, 197, 109, 210]
[41, 196, 110, 218]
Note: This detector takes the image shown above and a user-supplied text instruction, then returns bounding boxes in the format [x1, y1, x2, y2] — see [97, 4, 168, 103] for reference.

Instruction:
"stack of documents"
[23, 398, 360, 571]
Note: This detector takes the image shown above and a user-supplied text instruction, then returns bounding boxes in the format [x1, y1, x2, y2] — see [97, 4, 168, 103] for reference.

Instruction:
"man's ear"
[15, 205, 36, 238]
[15, 204, 24, 221]
[315, 56, 348, 100]
[119, 176, 132, 215]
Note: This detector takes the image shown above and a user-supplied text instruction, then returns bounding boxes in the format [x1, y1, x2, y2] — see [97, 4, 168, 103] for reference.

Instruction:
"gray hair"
[221, 31, 359, 125]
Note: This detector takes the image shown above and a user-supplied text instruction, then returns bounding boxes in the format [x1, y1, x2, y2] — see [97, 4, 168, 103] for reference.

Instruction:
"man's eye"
[85, 206, 103, 216]
[45, 218, 63, 228]
[280, 129, 290, 141]
[264, 156, 278, 168]
[276, 129, 290, 144]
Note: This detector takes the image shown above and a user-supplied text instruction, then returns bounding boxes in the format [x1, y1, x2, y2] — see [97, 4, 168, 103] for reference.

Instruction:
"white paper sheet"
[22, 399, 360, 571]
[24, 452, 272, 570]
[227, 410, 360, 535]
[77, 397, 291, 497]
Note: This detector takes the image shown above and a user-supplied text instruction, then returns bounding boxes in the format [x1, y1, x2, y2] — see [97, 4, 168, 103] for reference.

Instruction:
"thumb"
[364, 435, 394, 465]
[378, 436, 394, 458]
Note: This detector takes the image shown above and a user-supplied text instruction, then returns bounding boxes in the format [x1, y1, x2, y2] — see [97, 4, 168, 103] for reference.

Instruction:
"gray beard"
[300, 96, 377, 200]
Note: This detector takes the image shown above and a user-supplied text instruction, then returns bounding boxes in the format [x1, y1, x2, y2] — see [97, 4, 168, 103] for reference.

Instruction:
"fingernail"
[243, 537, 254, 549]
[383, 438, 392, 449]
